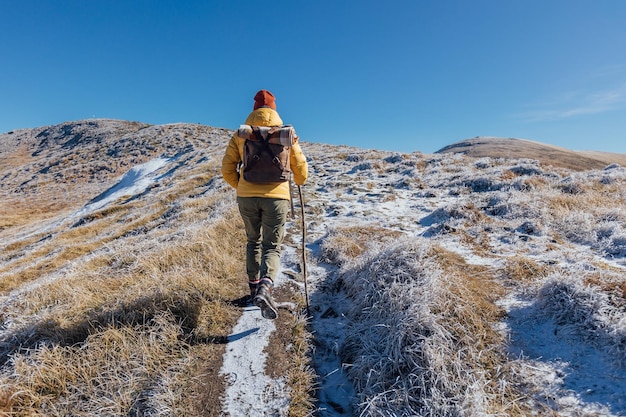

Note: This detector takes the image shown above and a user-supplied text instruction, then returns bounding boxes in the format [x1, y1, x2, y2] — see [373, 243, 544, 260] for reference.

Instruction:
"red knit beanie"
[253, 90, 276, 110]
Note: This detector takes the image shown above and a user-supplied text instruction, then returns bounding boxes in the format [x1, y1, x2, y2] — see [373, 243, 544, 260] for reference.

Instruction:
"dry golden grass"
[0, 121, 321, 415]
[503, 256, 551, 284]
[547, 178, 623, 210]
[0, 184, 316, 416]
[321, 224, 403, 265]
[0, 197, 74, 228]
[286, 313, 316, 417]
[499, 169, 518, 181]
[584, 273, 626, 307]
[0, 203, 169, 294]
[2, 233, 49, 254]
[76, 203, 135, 224]
[460, 202, 489, 224]
[580, 150, 626, 166]
[0, 211, 246, 416]
[459, 228, 496, 257]
[427, 246, 528, 416]
[314, 206, 527, 413]
[521, 176, 549, 190]
[264, 285, 316, 417]
[0, 161, 223, 292]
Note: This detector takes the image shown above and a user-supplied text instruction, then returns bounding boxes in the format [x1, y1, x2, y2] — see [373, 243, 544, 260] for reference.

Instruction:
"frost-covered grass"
[0, 121, 315, 416]
[0, 205, 244, 415]
[305, 143, 626, 416]
[537, 273, 626, 367]
[1, 120, 626, 416]
[339, 239, 511, 416]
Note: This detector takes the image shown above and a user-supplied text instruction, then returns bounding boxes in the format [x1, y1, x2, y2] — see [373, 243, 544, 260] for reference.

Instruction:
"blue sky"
[1, 1, 625, 154]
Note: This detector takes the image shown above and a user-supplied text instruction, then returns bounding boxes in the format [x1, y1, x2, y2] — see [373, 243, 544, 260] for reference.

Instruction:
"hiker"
[221, 89, 308, 319]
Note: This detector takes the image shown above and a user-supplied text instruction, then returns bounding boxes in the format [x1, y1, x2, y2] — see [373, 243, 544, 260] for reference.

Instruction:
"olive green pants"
[237, 197, 290, 282]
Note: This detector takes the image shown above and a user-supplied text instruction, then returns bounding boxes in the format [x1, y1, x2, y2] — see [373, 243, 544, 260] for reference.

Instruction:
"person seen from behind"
[221, 90, 308, 319]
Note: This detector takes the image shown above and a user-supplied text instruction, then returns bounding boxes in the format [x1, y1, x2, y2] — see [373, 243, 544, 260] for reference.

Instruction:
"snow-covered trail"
[219, 303, 289, 416]
[217, 190, 360, 416]
[218, 218, 304, 416]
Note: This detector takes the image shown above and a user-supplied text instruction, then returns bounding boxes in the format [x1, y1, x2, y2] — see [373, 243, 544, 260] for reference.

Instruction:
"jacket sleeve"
[290, 140, 308, 186]
[221, 135, 241, 189]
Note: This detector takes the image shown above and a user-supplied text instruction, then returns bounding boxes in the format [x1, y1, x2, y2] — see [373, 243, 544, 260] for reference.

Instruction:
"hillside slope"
[1, 119, 232, 229]
[1, 120, 625, 416]
[437, 136, 626, 171]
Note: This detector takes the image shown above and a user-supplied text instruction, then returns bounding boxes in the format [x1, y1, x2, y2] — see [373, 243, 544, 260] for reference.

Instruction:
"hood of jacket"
[245, 107, 283, 127]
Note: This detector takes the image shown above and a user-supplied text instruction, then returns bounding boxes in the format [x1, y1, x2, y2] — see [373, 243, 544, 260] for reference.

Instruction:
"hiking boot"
[253, 278, 278, 320]
[248, 279, 260, 304]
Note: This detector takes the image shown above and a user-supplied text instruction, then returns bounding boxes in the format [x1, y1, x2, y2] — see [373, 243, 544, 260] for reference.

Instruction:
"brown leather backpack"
[240, 125, 295, 184]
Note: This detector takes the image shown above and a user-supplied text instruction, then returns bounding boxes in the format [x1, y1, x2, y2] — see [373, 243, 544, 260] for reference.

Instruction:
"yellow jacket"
[221, 107, 308, 199]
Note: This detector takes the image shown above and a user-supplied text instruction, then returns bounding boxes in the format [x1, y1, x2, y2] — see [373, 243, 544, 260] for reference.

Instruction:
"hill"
[1, 120, 625, 416]
[436, 136, 626, 171]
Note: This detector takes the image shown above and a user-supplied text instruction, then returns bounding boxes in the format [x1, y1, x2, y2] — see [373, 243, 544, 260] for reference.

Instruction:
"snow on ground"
[210, 141, 626, 415]
[291, 145, 626, 416]
[5, 133, 625, 416]
[73, 157, 171, 218]
[503, 294, 626, 415]
[0, 157, 175, 306]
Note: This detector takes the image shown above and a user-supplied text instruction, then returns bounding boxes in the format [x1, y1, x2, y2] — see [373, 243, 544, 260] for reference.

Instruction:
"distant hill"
[436, 136, 626, 171]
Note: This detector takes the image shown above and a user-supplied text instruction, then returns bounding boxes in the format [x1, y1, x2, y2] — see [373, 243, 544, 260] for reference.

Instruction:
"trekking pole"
[298, 185, 311, 317]
[288, 179, 295, 219]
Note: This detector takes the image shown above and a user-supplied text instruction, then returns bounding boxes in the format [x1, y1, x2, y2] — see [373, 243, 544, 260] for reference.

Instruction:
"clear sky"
[1, 0, 625, 154]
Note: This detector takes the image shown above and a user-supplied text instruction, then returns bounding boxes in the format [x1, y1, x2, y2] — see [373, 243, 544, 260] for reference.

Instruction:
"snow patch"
[73, 157, 171, 218]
